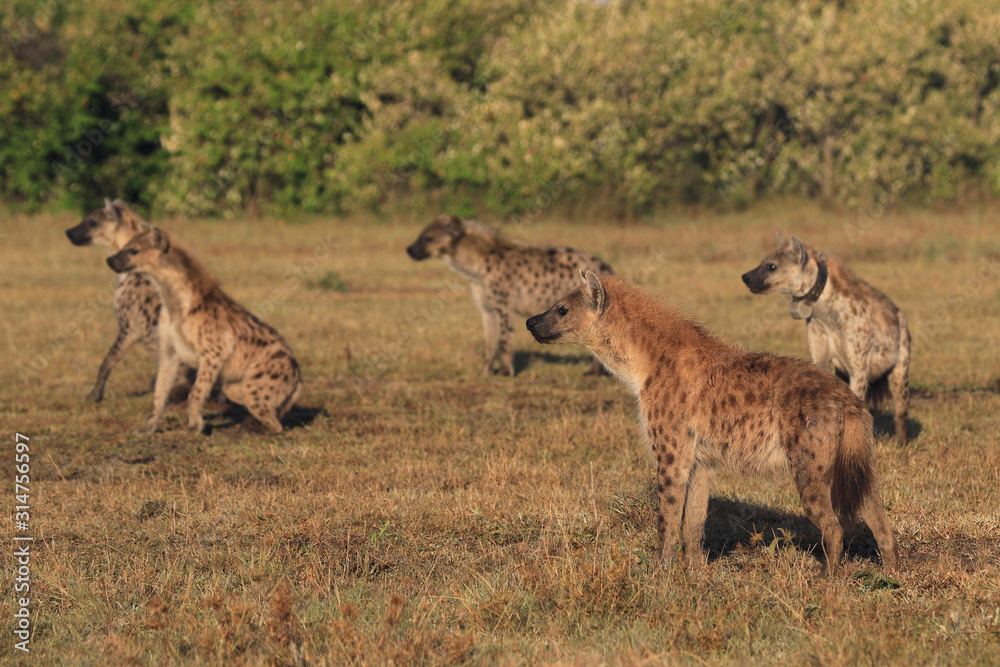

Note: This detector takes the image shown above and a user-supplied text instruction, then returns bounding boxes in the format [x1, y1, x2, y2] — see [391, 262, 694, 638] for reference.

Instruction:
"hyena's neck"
[108, 214, 148, 254]
[142, 249, 212, 318]
[443, 233, 497, 282]
[789, 250, 826, 299]
[591, 283, 724, 396]
[142, 265, 194, 320]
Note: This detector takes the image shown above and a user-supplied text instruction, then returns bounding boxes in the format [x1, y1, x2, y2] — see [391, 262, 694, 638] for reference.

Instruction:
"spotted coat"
[742, 234, 911, 445]
[65, 199, 168, 401]
[527, 271, 899, 576]
[407, 215, 613, 376]
[107, 227, 301, 435]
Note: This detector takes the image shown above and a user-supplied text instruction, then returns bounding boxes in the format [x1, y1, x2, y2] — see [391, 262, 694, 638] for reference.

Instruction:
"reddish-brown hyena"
[528, 270, 899, 575]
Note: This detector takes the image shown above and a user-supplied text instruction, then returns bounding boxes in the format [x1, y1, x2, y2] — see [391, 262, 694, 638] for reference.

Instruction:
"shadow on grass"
[703, 496, 888, 569]
[872, 412, 922, 443]
[206, 403, 326, 434]
[513, 349, 593, 374]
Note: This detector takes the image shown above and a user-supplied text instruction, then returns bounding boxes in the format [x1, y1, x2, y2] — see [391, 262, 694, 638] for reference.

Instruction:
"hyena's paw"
[657, 545, 680, 571]
[686, 549, 709, 569]
[186, 415, 206, 435]
[85, 387, 104, 403]
[138, 417, 159, 435]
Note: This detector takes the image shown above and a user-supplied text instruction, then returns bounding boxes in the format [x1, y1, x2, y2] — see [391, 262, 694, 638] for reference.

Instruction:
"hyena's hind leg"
[793, 451, 846, 577]
[889, 317, 911, 446]
[234, 353, 300, 434]
[857, 492, 899, 572]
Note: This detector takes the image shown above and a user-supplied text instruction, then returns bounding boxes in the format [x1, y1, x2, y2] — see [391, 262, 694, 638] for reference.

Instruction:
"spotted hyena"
[106, 226, 301, 434]
[742, 234, 911, 446]
[406, 215, 614, 376]
[65, 199, 169, 402]
[527, 270, 899, 575]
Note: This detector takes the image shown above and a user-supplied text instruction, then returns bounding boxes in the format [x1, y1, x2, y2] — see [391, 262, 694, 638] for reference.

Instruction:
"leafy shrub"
[2, 0, 1000, 216]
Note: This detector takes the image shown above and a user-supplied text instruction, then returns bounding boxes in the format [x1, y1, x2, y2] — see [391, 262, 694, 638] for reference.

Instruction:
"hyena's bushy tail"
[277, 369, 303, 420]
[830, 406, 877, 520]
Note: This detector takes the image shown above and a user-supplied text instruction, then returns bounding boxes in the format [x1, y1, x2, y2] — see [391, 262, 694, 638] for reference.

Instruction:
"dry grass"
[1, 200, 999, 665]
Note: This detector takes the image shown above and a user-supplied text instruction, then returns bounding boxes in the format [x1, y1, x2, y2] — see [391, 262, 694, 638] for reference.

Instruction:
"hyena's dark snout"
[741, 268, 769, 294]
[106, 253, 130, 274]
[526, 312, 560, 343]
[406, 243, 427, 261]
[65, 224, 92, 246]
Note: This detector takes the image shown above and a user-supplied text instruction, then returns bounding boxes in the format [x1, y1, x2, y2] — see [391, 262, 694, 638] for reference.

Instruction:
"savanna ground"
[1, 201, 999, 665]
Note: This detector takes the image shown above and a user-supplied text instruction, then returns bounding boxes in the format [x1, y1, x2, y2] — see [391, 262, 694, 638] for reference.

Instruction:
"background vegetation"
[1, 204, 998, 663]
[3, 0, 1000, 217]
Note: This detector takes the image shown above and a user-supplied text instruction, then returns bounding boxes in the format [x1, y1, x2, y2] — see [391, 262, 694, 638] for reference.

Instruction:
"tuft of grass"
[1, 202, 999, 663]
[309, 270, 349, 292]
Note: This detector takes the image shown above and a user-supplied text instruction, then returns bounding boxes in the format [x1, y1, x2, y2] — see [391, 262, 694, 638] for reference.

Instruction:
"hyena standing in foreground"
[527, 270, 899, 575]
[65, 199, 167, 402]
[107, 227, 301, 435]
[407, 215, 614, 376]
[742, 234, 911, 446]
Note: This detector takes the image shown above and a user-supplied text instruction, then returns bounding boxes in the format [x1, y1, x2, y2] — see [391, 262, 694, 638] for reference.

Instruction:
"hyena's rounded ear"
[790, 235, 808, 267]
[581, 269, 607, 313]
[105, 198, 122, 222]
[150, 226, 170, 253]
[442, 215, 465, 239]
[774, 231, 786, 247]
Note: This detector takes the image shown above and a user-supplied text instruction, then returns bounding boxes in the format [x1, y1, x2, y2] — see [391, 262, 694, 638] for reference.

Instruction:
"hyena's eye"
[557, 305, 568, 316]
[127, 248, 139, 256]
[88, 219, 97, 228]
[766, 263, 777, 272]
[422, 235, 434, 243]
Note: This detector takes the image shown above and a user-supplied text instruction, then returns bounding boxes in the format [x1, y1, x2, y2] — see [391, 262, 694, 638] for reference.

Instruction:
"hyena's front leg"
[841, 337, 874, 402]
[144, 344, 181, 434]
[847, 363, 871, 403]
[496, 310, 516, 377]
[889, 318, 911, 446]
[478, 308, 501, 375]
[88, 320, 144, 402]
[472, 284, 500, 375]
[681, 461, 712, 567]
[651, 430, 692, 567]
[186, 357, 223, 434]
[806, 325, 833, 373]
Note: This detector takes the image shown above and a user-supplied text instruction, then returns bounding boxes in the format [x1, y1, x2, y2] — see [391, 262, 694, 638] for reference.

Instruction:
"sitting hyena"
[65, 199, 168, 402]
[527, 270, 899, 575]
[106, 226, 301, 434]
[742, 234, 911, 446]
[406, 214, 613, 376]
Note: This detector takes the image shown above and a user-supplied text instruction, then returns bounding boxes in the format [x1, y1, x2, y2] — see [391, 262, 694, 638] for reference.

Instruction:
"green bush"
[0, 0, 177, 211]
[2, 0, 1000, 217]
